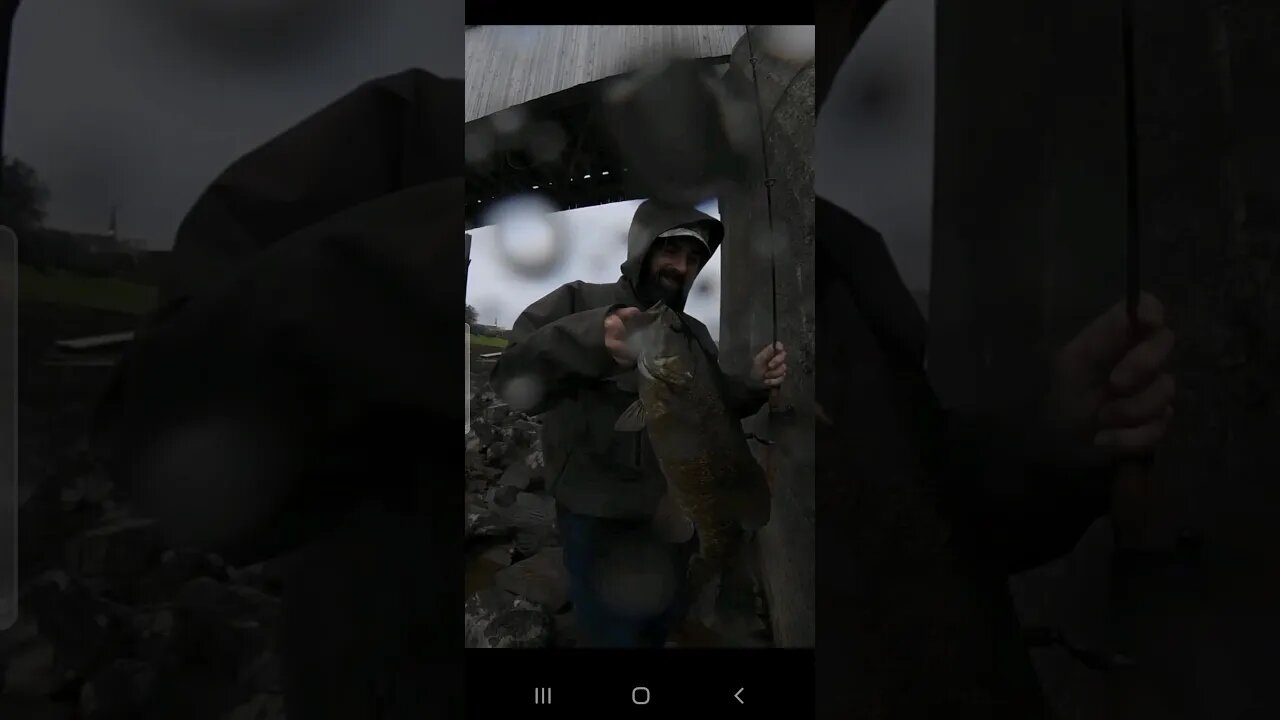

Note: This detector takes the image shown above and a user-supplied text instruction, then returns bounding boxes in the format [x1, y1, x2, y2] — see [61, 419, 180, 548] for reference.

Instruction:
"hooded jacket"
[491, 200, 769, 519]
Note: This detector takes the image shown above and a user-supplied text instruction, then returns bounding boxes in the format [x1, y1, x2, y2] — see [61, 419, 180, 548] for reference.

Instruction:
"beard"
[639, 267, 687, 309]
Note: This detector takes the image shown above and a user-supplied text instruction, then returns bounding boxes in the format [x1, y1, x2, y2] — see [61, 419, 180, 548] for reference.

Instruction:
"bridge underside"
[464, 57, 728, 228]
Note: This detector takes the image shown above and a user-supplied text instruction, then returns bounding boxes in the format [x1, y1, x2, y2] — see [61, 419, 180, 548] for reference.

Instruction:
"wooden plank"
[465, 25, 746, 122]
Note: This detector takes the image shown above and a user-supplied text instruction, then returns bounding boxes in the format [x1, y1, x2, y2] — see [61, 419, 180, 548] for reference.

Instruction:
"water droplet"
[492, 107, 528, 136]
[465, 128, 494, 166]
[527, 121, 568, 164]
[502, 375, 544, 413]
[482, 194, 567, 278]
[760, 25, 816, 62]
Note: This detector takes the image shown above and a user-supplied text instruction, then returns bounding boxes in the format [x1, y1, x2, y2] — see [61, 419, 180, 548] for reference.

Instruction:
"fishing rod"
[744, 26, 780, 352]
[743, 26, 784, 411]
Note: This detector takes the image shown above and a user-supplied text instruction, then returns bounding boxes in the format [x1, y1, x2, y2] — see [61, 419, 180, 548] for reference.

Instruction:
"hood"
[620, 199, 724, 297]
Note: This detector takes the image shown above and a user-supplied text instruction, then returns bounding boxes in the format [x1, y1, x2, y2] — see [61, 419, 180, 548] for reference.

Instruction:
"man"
[815, 4, 1177, 717]
[491, 200, 787, 648]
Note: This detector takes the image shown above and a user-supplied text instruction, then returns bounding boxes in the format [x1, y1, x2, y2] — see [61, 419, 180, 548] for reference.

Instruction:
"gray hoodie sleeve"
[490, 284, 625, 416]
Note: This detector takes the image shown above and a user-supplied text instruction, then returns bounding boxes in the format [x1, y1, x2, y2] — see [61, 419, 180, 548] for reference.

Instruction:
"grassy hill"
[18, 264, 159, 315]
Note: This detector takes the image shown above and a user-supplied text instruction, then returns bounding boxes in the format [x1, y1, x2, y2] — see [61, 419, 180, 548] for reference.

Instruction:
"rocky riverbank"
[463, 392, 574, 649]
[0, 302, 285, 720]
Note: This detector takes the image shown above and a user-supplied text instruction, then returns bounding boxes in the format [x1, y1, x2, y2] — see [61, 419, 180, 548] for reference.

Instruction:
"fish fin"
[686, 555, 719, 630]
[614, 400, 648, 431]
[700, 544, 766, 646]
[651, 492, 696, 544]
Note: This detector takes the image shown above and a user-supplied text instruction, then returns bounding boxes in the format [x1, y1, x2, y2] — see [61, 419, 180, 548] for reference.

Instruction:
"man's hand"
[604, 307, 641, 366]
[1051, 293, 1175, 458]
[751, 342, 788, 387]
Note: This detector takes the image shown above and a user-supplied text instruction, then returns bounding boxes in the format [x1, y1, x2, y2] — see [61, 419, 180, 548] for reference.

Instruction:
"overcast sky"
[468, 198, 723, 340]
[816, 0, 934, 300]
[5, 0, 463, 249]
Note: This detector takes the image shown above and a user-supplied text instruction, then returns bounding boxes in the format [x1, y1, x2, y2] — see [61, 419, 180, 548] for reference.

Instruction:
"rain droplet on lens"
[465, 128, 493, 166]
[492, 106, 528, 136]
[502, 375, 544, 413]
[527, 121, 568, 164]
[482, 194, 566, 278]
[760, 25, 816, 62]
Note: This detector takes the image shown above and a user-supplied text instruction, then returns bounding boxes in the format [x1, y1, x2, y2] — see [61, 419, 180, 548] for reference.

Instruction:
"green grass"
[469, 334, 508, 349]
[18, 265, 159, 315]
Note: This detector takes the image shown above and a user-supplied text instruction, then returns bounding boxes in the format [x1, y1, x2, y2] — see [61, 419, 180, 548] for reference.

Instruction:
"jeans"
[556, 503, 693, 648]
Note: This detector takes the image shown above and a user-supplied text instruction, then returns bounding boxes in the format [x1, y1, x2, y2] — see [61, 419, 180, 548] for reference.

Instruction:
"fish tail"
[688, 543, 765, 646]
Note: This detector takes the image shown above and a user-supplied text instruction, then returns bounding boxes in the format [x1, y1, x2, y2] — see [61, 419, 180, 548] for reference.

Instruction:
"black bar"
[465, 648, 813, 716]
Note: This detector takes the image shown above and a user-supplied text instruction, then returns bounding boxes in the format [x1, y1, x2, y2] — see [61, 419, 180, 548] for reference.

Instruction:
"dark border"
[465, 648, 814, 715]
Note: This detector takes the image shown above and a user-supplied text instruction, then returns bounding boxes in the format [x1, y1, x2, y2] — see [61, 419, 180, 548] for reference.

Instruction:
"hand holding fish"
[604, 306, 642, 366]
[751, 342, 788, 387]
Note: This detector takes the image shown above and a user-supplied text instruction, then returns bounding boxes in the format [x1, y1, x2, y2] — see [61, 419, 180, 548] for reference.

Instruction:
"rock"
[494, 549, 570, 612]
[21, 571, 124, 683]
[223, 693, 285, 720]
[480, 545, 513, 567]
[465, 448, 487, 471]
[66, 518, 164, 581]
[464, 589, 553, 649]
[512, 529, 551, 558]
[484, 441, 511, 468]
[472, 420, 496, 447]
[238, 652, 282, 694]
[483, 403, 511, 424]
[465, 497, 516, 542]
[504, 492, 557, 532]
[58, 474, 114, 510]
[0, 698, 77, 720]
[171, 578, 273, 676]
[78, 659, 155, 720]
[2, 630, 59, 697]
[498, 463, 532, 491]
[465, 477, 487, 494]
[488, 485, 520, 508]
[513, 419, 541, 436]
[138, 548, 228, 602]
[526, 449, 546, 470]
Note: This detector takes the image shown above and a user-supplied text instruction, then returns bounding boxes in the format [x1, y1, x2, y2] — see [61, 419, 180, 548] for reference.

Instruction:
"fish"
[613, 301, 772, 643]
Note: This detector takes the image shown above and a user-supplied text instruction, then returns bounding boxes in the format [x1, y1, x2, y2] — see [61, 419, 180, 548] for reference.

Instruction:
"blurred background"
[0, 2, 460, 718]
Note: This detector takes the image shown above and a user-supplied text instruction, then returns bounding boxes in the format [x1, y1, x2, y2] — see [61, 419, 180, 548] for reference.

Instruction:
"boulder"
[494, 549, 570, 613]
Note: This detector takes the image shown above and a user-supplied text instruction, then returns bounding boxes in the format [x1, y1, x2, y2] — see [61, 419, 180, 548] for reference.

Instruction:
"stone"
[512, 529, 551, 558]
[464, 589, 553, 649]
[504, 492, 557, 532]
[494, 549, 570, 612]
[472, 420, 496, 447]
[483, 402, 510, 424]
[489, 485, 520, 508]
[171, 578, 273, 676]
[223, 693, 285, 720]
[465, 497, 516, 542]
[138, 548, 228, 602]
[498, 463, 532, 491]
[484, 441, 511, 468]
[65, 518, 164, 580]
[238, 652, 282, 694]
[2, 631, 59, 697]
[0, 698, 76, 720]
[480, 545, 513, 568]
[78, 659, 156, 720]
[21, 571, 123, 683]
